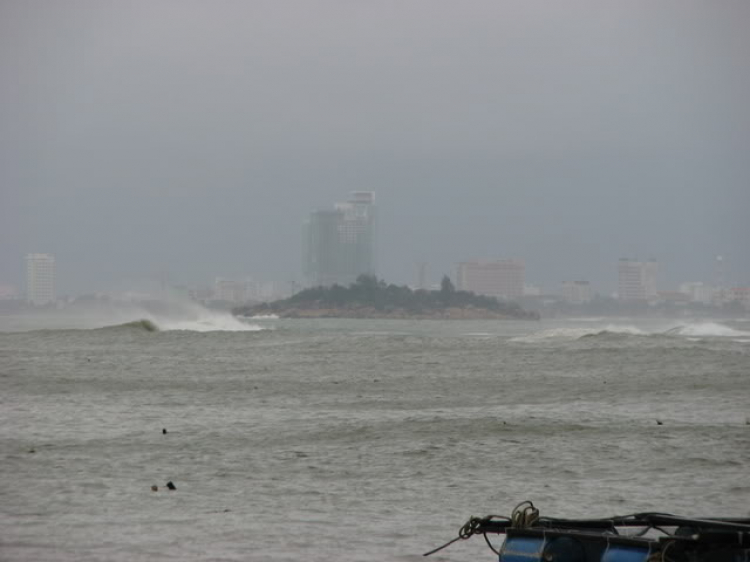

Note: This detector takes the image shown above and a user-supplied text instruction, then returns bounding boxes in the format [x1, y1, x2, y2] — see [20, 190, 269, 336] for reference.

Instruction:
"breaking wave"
[511, 321, 749, 343]
[663, 322, 750, 338]
[98, 319, 161, 332]
[98, 299, 267, 332]
[510, 325, 647, 343]
[98, 313, 263, 332]
[153, 314, 263, 332]
[20, 300, 268, 333]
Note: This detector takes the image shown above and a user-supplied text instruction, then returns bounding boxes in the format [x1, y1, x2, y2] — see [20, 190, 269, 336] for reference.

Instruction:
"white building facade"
[456, 259, 525, 300]
[26, 253, 56, 305]
[617, 259, 657, 301]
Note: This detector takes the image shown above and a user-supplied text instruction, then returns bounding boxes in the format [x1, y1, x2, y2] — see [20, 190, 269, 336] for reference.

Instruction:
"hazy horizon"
[2, 1, 748, 296]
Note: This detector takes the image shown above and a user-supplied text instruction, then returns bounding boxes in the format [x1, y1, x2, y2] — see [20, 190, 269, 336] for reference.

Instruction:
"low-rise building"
[561, 280, 592, 304]
[678, 282, 716, 304]
[656, 291, 691, 305]
[724, 287, 750, 310]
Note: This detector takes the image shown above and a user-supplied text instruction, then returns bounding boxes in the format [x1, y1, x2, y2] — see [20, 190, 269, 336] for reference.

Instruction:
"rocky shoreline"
[239, 304, 539, 320]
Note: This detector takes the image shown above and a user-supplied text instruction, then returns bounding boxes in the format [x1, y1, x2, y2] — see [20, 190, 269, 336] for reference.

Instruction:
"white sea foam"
[600, 324, 648, 335]
[511, 321, 750, 343]
[134, 301, 264, 332]
[249, 314, 280, 320]
[27, 299, 268, 332]
[153, 313, 262, 332]
[664, 322, 750, 338]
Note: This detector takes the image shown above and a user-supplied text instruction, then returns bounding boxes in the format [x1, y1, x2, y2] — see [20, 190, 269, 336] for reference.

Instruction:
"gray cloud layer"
[2, 1, 748, 294]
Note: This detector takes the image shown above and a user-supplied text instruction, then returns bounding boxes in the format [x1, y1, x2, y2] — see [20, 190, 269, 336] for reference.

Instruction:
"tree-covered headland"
[234, 275, 539, 320]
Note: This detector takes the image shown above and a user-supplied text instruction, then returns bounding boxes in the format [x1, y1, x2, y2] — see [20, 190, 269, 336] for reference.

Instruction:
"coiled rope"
[510, 500, 540, 528]
[423, 501, 539, 556]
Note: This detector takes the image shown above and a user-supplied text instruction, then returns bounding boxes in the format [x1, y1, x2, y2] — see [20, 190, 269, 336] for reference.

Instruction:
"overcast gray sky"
[1, 0, 748, 295]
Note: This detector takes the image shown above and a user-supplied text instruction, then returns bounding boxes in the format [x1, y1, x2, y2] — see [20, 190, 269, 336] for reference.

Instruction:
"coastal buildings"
[456, 259, 525, 300]
[304, 191, 377, 287]
[25, 253, 56, 305]
[617, 258, 658, 301]
[679, 282, 716, 305]
[561, 280, 593, 304]
[724, 287, 750, 310]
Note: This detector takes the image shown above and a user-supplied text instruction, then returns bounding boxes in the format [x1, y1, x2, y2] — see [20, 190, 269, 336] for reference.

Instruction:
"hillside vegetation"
[235, 275, 539, 320]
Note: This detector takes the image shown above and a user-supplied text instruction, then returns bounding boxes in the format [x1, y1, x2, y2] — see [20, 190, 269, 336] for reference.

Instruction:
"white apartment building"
[456, 259, 525, 300]
[26, 253, 56, 305]
[617, 259, 658, 301]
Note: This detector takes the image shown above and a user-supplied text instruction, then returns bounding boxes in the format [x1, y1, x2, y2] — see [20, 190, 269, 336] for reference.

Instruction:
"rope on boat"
[423, 501, 539, 556]
[510, 500, 540, 528]
[422, 516, 496, 556]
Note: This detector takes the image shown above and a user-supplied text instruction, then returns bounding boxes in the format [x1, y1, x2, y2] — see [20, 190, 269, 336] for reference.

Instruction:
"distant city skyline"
[7, 225, 744, 299]
[6, 247, 748, 309]
[6, 206, 746, 302]
[5, 193, 748, 300]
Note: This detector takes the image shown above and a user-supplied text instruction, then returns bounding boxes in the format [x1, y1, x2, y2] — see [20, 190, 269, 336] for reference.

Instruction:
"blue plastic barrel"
[601, 543, 652, 562]
[499, 536, 544, 561]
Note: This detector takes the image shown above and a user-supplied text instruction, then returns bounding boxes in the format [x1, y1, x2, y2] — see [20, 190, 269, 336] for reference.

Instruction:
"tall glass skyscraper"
[304, 192, 376, 287]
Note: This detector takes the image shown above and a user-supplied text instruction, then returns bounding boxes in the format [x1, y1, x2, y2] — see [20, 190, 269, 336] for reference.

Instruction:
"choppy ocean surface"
[1, 309, 749, 562]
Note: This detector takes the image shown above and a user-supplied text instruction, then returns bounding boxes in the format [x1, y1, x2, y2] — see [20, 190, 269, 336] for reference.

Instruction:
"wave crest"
[510, 325, 646, 343]
[97, 319, 160, 332]
[664, 322, 750, 338]
[84, 303, 266, 333]
[154, 315, 263, 332]
[511, 321, 749, 343]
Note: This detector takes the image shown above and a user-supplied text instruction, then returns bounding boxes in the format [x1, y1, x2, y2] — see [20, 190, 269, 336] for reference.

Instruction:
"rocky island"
[234, 275, 540, 320]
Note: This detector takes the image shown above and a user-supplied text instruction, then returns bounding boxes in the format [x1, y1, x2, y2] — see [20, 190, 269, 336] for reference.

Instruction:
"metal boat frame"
[425, 502, 750, 561]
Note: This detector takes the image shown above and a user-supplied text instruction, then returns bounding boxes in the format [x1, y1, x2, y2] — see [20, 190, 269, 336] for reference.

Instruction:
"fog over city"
[3, 5, 750, 560]
[1, 0, 748, 296]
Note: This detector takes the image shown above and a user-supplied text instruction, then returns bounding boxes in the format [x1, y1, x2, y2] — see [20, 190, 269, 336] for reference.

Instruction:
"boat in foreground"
[425, 501, 750, 561]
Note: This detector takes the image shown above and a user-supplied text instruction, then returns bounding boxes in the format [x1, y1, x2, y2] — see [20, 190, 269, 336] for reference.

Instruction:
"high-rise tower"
[617, 258, 657, 301]
[304, 192, 376, 287]
[26, 253, 56, 305]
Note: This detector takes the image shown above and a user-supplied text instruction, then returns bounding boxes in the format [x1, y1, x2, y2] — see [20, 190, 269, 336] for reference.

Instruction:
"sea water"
[1, 311, 748, 561]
